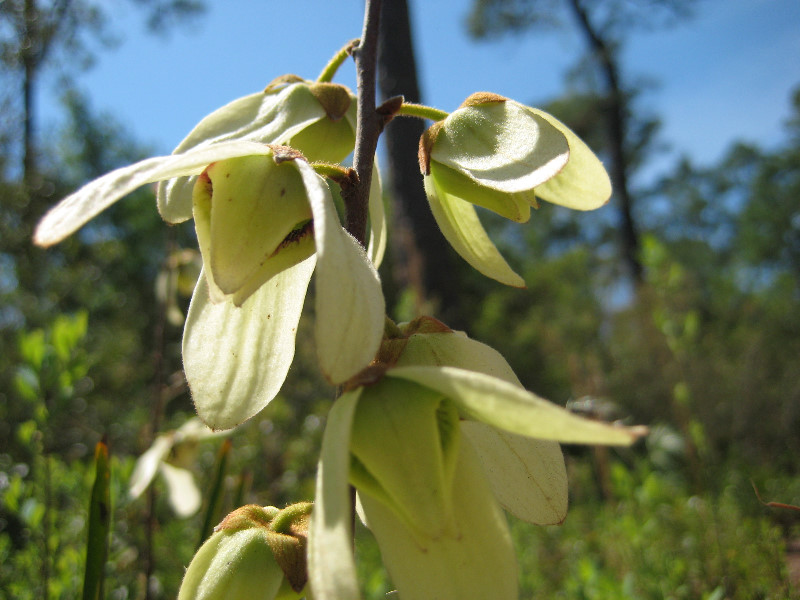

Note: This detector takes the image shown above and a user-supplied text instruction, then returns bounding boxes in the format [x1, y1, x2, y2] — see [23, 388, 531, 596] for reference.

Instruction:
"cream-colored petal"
[389, 366, 647, 445]
[158, 83, 328, 223]
[358, 436, 517, 600]
[308, 390, 363, 600]
[159, 462, 202, 518]
[424, 174, 525, 288]
[395, 329, 522, 386]
[431, 101, 569, 193]
[34, 140, 275, 247]
[349, 379, 460, 542]
[367, 162, 387, 268]
[461, 421, 567, 525]
[129, 434, 173, 499]
[293, 161, 385, 384]
[529, 107, 612, 210]
[182, 258, 315, 431]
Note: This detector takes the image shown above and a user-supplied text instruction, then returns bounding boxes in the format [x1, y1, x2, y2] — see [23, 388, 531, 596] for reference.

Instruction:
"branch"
[342, 0, 383, 247]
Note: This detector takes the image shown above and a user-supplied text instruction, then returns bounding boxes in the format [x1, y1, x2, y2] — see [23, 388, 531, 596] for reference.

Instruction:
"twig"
[342, 0, 383, 247]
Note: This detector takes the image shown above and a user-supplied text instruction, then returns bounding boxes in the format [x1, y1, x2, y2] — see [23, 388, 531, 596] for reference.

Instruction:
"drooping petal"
[431, 100, 569, 194]
[34, 140, 275, 247]
[528, 107, 612, 210]
[430, 161, 533, 222]
[182, 258, 315, 431]
[159, 462, 202, 518]
[461, 421, 567, 525]
[158, 83, 329, 223]
[129, 434, 173, 499]
[424, 174, 525, 288]
[367, 162, 387, 268]
[388, 366, 647, 445]
[348, 379, 460, 542]
[358, 436, 518, 600]
[293, 161, 385, 384]
[308, 390, 363, 600]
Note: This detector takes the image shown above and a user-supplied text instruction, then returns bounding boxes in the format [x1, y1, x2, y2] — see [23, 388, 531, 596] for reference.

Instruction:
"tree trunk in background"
[567, 0, 644, 284]
[377, 0, 465, 326]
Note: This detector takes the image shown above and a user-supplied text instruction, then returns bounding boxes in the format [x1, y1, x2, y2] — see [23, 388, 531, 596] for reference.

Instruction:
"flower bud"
[192, 149, 316, 306]
[418, 93, 612, 287]
[420, 93, 569, 222]
[178, 503, 311, 600]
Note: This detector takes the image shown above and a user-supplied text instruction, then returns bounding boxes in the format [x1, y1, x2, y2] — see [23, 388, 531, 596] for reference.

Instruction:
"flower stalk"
[342, 0, 383, 247]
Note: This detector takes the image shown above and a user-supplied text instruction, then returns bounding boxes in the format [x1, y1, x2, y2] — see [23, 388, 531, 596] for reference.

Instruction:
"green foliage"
[511, 458, 798, 599]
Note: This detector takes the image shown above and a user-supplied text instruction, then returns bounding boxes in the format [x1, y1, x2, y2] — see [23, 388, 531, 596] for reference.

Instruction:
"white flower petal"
[158, 83, 327, 223]
[424, 174, 525, 288]
[367, 162, 387, 268]
[293, 161, 385, 384]
[431, 101, 569, 193]
[159, 462, 202, 518]
[308, 390, 363, 600]
[388, 366, 646, 445]
[129, 435, 173, 499]
[34, 140, 275, 247]
[529, 107, 612, 210]
[182, 257, 315, 431]
[461, 421, 567, 525]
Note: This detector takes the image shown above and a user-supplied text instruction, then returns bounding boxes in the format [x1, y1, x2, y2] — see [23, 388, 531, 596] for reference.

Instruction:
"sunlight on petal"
[34, 140, 275, 247]
[529, 107, 612, 210]
[294, 161, 385, 384]
[182, 258, 315, 431]
[389, 366, 647, 445]
[308, 390, 363, 600]
[432, 101, 569, 193]
[462, 421, 567, 525]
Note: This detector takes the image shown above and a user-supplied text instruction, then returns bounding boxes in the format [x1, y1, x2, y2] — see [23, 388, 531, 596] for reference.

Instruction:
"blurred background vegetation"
[1, 0, 798, 598]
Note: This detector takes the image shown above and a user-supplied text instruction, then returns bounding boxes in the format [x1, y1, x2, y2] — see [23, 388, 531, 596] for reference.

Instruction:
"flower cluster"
[34, 41, 642, 600]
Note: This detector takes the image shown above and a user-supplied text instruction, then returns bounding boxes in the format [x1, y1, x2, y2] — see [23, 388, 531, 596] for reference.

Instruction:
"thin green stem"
[397, 102, 449, 122]
[317, 38, 360, 82]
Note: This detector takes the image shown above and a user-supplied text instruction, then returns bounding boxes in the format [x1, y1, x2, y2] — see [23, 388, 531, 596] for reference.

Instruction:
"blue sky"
[40, 0, 800, 184]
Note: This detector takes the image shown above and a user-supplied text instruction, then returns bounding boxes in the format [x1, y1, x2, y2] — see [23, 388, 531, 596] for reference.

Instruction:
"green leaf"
[82, 440, 111, 600]
[423, 174, 525, 287]
[197, 439, 232, 548]
[308, 390, 363, 600]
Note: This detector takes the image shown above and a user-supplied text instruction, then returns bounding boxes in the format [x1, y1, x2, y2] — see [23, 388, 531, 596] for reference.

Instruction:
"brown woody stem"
[342, 0, 383, 247]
